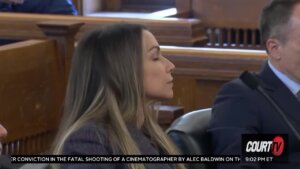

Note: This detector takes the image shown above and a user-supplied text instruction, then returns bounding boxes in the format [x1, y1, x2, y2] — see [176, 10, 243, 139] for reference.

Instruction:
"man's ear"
[266, 38, 282, 60]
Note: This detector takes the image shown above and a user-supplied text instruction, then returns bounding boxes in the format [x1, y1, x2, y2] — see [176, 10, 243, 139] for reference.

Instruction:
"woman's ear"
[266, 38, 282, 60]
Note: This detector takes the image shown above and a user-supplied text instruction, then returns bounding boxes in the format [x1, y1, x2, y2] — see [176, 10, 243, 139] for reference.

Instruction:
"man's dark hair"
[259, 0, 300, 46]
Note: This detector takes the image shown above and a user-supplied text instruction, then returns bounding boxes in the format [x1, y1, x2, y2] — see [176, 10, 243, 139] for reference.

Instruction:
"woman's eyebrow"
[147, 45, 160, 52]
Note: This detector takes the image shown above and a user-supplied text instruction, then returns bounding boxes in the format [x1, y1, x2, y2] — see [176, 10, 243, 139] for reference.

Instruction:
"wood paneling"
[0, 40, 65, 154]
[0, 21, 81, 155]
[190, 0, 270, 28]
[176, 0, 271, 49]
[102, 0, 122, 11]
[175, 0, 192, 17]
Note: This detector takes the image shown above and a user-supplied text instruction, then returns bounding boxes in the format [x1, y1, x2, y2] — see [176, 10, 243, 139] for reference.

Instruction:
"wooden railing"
[0, 13, 206, 46]
[175, 0, 270, 49]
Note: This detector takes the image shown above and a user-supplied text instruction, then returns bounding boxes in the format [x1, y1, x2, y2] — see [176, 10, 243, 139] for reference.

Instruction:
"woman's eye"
[153, 56, 159, 61]
[152, 52, 160, 61]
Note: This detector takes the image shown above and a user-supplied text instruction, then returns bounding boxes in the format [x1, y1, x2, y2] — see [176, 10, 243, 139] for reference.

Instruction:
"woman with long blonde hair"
[53, 23, 186, 169]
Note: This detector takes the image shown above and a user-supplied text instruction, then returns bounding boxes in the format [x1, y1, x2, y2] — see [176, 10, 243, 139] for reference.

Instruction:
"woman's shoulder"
[74, 122, 107, 136]
[63, 122, 111, 155]
[69, 123, 108, 142]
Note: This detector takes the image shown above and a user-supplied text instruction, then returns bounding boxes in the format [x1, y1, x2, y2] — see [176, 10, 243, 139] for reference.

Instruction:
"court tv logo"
[241, 134, 288, 163]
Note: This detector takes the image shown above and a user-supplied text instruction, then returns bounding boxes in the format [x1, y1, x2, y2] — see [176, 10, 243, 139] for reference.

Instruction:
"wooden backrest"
[161, 46, 267, 112]
[191, 0, 269, 28]
[0, 13, 206, 46]
[0, 40, 65, 155]
[176, 0, 271, 49]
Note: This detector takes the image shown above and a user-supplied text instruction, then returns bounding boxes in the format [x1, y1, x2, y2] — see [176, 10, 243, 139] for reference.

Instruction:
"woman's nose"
[164, 56, 175, 73]
[0, 124, 7, 139]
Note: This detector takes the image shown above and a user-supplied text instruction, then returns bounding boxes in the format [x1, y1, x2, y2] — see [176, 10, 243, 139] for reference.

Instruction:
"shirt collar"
[268, 60, 300, 96]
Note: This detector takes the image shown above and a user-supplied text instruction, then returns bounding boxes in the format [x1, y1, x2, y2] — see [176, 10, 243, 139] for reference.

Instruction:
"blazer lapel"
[258, 63, 300, 126]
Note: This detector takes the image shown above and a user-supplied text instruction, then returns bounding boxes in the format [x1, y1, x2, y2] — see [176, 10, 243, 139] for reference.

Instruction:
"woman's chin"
[146, 92, 173, 101]
[158, 92, 174, 100]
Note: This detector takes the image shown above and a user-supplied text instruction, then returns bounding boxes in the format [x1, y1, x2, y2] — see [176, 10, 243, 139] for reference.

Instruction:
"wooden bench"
[0, 39, 65, 155]
[0, 21, 81, 155]
[0, 12, 206, 46]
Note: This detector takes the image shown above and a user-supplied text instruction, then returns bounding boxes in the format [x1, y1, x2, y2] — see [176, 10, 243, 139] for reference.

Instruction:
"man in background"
[209, 0, 300, 168]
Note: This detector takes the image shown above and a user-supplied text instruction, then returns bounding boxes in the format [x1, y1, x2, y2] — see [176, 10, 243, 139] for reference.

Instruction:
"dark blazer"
[208, 63, 300, 169]
[61, 123, 174, 169]
[0, 0, 77, 15]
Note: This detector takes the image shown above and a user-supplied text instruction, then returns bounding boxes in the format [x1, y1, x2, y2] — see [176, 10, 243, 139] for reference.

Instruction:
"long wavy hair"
[53, 23, 185, 169]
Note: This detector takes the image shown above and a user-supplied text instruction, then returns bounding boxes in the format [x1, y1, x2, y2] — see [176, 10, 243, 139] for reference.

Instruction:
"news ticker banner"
[11, 155, 240, 163]
[9, 134, 288, 164]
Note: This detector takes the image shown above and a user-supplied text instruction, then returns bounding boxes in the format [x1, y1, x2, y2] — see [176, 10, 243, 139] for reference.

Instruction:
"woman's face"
[0, 124, 7, 154]
[143, 30, 175, 100]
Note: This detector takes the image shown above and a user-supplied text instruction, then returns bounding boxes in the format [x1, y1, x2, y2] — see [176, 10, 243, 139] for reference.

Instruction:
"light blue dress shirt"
[268, 60, 300, 96]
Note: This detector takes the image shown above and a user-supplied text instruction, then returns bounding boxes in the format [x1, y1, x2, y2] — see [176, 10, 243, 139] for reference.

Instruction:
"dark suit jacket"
[0, 0, 77, 15]
[208, 63, 300, 169]
[61, 123, 174, 169]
